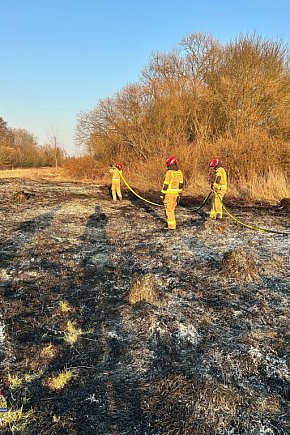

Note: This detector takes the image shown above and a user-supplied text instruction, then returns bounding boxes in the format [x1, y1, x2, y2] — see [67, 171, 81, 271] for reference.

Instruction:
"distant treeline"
[0, 117, 64, 169]
[1, 33, 289, 199]
[76, 33, 290, 192]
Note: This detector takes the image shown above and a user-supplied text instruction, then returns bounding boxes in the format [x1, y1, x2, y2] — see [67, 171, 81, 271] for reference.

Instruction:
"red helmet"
[116, 163, 123, 170]
[166, 155, 177, 167]
[209, 158, 220, 168]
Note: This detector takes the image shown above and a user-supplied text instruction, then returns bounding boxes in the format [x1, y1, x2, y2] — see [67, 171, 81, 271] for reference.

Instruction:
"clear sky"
[1, 0, 289, 155]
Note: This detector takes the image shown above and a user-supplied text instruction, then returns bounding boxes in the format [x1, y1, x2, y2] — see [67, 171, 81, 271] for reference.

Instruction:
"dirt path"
[0, 179, 289, 434]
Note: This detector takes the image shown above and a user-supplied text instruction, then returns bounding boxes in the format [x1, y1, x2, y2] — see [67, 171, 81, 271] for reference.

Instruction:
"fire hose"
[118, 170, 289, 236]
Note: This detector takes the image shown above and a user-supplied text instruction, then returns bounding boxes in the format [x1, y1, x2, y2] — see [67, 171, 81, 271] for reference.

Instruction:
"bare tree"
[74, 32, 290, 180]
[47, 126, 64, 168]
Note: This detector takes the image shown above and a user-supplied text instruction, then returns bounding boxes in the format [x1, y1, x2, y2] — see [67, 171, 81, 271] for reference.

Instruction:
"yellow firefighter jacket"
[161, 169, 183, 195]
[109, 167, 122, 181]
[213, 166, 227, 191]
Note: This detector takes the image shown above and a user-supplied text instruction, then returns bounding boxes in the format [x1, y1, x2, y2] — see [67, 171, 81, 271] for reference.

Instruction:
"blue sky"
[1, 0, 289, 155]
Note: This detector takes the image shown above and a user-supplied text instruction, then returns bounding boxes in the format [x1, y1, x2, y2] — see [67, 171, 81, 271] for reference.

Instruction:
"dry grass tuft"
[58, 300, 73, 314]
[252, 395, 281, 414]
[128, 274, 166, 307]
[7, 373, 22, 390]
[40, 343, 58, 360]
[220, 248, 260, 282]
[0, 407, 33, 433]
[46, 369, 76, 391]
[64, 320, 84, 345]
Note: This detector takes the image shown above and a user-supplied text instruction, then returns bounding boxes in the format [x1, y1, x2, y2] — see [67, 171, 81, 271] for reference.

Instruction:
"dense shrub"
[62, 156, 107, 181]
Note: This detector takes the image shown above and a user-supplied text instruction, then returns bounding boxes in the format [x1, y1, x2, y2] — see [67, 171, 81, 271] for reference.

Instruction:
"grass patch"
[46, 369, 76, 391]
[0, 407, 33, 434]
[7, 374, 22, 390]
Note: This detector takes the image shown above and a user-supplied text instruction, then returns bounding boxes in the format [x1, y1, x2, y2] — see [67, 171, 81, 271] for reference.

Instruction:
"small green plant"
[0, 407, 33, 434]
[46, 369, 75, 391]
[64, 320, 84, 345]
[7, 373, 22, 390]
[58, 300, 72, 313]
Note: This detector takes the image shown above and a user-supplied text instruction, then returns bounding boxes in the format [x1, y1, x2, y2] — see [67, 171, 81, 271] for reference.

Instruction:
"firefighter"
[109, 163, 123, 201]
[209, 158, 227, 219]
[160, 156, 183, 230]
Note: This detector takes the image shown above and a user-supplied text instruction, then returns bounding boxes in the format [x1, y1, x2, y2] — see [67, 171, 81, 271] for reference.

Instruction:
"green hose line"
[214, 191, 289, 236]
[118, 170, 211, 210]
[118, 171, 163, 207]
[117, 170, 288, 235]
[190, 191, 213, 212]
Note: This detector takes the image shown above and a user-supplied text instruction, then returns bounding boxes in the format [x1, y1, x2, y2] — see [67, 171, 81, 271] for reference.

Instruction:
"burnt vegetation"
[0, 29, 289, 435]
[0, 178, 289, 434]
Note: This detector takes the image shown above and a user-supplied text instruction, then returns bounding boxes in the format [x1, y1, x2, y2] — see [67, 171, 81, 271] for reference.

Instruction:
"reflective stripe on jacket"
[161, 169, 183, 195]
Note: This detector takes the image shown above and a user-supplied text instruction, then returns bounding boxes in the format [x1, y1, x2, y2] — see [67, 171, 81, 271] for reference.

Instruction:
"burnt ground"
[0, 178, 289, 435]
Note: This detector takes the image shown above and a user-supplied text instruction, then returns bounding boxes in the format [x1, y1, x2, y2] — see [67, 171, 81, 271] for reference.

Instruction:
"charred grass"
[0, 177, 289, 434]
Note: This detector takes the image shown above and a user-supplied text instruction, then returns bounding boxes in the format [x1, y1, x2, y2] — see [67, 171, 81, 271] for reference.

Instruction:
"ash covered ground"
[0, 178, 289, 435]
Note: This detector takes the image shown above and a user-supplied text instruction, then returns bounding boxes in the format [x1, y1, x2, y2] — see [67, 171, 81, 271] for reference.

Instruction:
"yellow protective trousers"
[164, 195, 178, 229]
[111, 180, 122, 201]
[210, 190, 226, 219]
